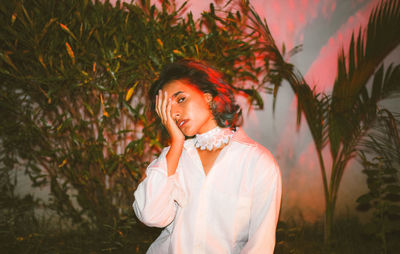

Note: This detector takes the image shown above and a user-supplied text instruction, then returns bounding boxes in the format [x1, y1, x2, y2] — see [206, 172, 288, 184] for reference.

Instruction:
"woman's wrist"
[166, 139, 184, 176]
[171, 135, 185, 146]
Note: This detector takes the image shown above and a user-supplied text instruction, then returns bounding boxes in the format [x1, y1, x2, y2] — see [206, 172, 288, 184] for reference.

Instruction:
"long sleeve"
[241, 153, 282, 254]
[133, 147, 186, 228]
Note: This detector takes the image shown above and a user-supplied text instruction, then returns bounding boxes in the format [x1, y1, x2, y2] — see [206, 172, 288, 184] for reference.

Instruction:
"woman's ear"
[204, 93, 213, 103]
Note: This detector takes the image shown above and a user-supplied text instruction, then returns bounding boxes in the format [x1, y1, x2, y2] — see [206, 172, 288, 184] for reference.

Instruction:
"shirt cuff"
[168, 173, 187, 208]
[149, 148, 187, 208]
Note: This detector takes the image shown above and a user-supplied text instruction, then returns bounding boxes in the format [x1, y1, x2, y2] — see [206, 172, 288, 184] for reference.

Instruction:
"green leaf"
[356, 193, 374, 204]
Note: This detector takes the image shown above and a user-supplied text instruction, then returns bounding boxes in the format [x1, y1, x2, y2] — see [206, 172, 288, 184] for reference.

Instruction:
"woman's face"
[161, 79, 217, 136]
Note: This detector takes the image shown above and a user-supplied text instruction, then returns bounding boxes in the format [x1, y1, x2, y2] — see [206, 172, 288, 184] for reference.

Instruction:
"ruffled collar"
[194, 126, 235, 151]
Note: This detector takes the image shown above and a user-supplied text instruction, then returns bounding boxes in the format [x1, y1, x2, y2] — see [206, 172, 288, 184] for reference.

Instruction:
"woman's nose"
[171, 104, 180, 120]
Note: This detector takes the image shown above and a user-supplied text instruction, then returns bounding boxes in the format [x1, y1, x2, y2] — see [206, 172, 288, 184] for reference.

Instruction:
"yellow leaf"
[37, 86, 51, 104]
[173, 49, 184, 56]
[195, 44, 199, 57]
[59, 23, 68, 31]
[38, 54, 46, 69]
[59, 23, 77, 40]
[125, 12, 129, 25]
[0, 52, 18, 71]
[100, 94, 109, 117]
[11, 13, 17, 25]
[114, 61, 120, 72]
[39, 18, 57, 41]
[58, 159, 67, 168]
[125, 87, 134, 101]
[156, 38, 163, 48]
[125, 81, 138, 101]
[65, 42, 75, 64]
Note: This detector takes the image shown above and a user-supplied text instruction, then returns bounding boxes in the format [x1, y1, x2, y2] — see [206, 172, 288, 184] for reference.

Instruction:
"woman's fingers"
[155, 94, 159, 117]
[166, 97, 172, 123]
[155, 89, 184, 142]
[160, 91, 168, 124]
[156, 91, 162, 119]
[156, 90, 164, 121]
[156, 90, 179, 134]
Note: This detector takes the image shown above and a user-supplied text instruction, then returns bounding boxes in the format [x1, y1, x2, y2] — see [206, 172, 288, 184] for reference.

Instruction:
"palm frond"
[329, 0, 400, 159]
[297, 85, 331, 150]
[242, 1, 332, 151]
[362, 110, 400, 163]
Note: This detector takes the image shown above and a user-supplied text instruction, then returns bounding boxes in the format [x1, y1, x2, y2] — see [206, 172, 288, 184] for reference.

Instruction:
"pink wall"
[111, 0, 398, 222]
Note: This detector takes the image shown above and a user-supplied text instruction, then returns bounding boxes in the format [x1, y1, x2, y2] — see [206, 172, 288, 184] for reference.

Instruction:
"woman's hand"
[156, 90, 184, 176]
[156, 90, 185, 144]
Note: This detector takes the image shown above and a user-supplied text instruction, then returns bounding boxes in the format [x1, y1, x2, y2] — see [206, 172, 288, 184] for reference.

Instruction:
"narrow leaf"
[125, 81, 139, 101]
[65, 42, 75, 64]
[59, 23, 78, 41]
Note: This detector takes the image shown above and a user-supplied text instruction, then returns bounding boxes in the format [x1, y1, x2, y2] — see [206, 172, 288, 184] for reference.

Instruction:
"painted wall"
[167, 0, 400, 222]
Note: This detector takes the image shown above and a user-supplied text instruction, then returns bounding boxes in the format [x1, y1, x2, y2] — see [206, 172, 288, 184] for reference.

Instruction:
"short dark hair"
[148, 59, 242, 129]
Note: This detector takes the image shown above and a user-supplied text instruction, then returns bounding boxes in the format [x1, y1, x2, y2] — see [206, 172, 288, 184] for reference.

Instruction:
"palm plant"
[243, 0, 400, 243]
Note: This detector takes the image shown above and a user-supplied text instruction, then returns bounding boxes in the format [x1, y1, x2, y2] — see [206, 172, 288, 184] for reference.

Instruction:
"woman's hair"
[148, 59, 242, 129]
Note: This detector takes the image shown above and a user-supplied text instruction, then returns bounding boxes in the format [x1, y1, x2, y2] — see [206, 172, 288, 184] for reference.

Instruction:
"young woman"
[133, 59, 282, 253]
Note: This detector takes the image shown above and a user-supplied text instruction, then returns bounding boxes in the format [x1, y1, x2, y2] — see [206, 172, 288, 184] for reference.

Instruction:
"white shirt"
[133, 128, 282, 254]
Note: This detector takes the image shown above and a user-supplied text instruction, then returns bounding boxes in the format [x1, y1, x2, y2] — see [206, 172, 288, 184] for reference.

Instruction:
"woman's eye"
[177, 97, 185, 103]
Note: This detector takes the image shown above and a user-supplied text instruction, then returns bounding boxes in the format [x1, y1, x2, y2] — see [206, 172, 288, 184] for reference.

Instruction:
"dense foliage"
[0, 0, 269, 231]
[357, 110, 400, 253]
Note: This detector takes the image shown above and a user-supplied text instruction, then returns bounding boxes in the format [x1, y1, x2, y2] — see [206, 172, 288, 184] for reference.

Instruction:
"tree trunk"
[324, 198, 334, 244]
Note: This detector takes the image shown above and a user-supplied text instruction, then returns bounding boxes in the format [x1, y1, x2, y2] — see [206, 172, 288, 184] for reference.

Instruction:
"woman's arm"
[133, 147, 185, 227]
[241, 154, 282, 253]
[133, 90, 185, 227]
[166, 139, 184, 176]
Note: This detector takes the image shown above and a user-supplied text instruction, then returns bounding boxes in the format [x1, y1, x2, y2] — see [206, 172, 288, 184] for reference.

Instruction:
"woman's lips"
[178, 119, 188, 128]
